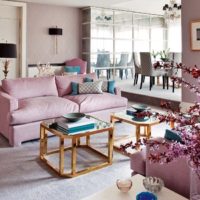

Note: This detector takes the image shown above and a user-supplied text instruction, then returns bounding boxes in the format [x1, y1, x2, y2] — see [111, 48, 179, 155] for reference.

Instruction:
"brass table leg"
[71, 138, 77, 176]
[40, 126, 47, 157]
[108, 129, 114, 164]
[86, 136, 90, 146]
[146, 125, 151, 139]
[136, 125, 140, 141]
[59, 137, 65, 175]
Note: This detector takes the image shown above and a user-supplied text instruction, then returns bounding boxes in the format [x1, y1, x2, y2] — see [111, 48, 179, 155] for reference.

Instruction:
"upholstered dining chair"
[140, 52, 166, 90]
[65, 58, 87, 74]
[165, 52, 182, 92]
[95, 52, 111, 79]
[133, 52, 141, 85]
[116, 53, 129, 79]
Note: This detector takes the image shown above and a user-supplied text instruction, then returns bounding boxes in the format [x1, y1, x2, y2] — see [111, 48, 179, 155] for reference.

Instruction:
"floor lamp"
[0, 43, 17, 79]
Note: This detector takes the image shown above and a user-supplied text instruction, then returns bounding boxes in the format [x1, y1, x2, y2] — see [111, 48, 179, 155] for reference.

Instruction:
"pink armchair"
[65, 58, 87, 74]
[130, 137, 190, 198]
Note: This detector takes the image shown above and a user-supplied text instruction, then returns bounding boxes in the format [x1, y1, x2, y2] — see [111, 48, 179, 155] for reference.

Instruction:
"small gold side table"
[40, 116, 114, 178]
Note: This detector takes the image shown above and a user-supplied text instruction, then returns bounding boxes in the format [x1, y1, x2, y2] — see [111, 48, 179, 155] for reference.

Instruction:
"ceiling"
[7, 0, 181, 15]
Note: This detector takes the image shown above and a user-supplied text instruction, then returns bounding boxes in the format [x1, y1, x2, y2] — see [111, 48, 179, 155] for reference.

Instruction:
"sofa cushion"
[65, 93, 127, 113]
[79, 81, 103, 94]
[55, 73, 97, 97]
[2, 76, 58, 99]
[10, 96, 79, 125]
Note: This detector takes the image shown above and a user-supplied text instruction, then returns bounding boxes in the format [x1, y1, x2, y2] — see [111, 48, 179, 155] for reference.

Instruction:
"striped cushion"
[79, 81, 103, 94]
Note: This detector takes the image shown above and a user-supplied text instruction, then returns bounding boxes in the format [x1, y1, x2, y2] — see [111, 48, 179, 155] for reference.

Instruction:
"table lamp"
[0, 43, 17, 79]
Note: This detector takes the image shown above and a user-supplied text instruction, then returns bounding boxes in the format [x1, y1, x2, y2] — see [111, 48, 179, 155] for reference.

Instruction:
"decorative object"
[190, 20, 200, 51]
[159, 49, 171, 62]
[136, 191, 157, 200]
[62, 113, 85, 122]
[143, 177, 164, 193]
[36, 62, 54, 77]
[163, 0, 181, 23]
[0, 43, 17, 79]
[131, 104, 150, 112]
[49, 26, 63, 54]
[116, 179, 132, 192]
[120, 63, 200, 199]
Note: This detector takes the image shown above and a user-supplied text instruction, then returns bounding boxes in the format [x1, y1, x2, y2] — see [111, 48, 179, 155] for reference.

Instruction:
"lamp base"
[2, 60, 10, 79]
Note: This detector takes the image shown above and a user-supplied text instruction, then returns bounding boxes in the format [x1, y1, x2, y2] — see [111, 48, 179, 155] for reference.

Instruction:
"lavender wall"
[27, 3, 81, 65]
[182, 0, 200, 103]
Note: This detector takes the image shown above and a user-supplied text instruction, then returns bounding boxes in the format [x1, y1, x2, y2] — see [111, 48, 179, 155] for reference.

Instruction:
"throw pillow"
[63, 72, 78, 76]
[83, 77, 93, 82]
[71, 82, 79, 95]
[102, 80, 115, 94]
[84, 78, 115, 94]
[164, 129, 182, 143]
[64, 66, 81, 74]
[79, 81, 103, 94]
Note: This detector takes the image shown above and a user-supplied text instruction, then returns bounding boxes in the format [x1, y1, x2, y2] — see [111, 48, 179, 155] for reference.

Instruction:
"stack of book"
[56, 118, 96, 134]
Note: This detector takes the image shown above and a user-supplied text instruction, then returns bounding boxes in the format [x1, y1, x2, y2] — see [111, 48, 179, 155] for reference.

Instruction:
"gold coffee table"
[111, 111, 160, 155]
[40, 115, 114, 178]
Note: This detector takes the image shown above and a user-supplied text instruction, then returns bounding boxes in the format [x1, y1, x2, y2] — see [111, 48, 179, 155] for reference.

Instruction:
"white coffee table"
[82, 174, 188, 200]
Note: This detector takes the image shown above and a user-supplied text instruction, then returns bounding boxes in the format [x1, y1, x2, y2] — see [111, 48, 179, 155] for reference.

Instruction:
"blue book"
[56, 124, 95, 134]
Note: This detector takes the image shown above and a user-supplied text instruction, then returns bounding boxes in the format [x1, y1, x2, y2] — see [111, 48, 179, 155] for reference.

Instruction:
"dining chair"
[65, 58, 87, 74]
[133, 52, 141, 85]
[116, 53, 129, 79]
[96, 52, 111, 79]
[165, 52, 182, 92]
[140, 52, 166, 90]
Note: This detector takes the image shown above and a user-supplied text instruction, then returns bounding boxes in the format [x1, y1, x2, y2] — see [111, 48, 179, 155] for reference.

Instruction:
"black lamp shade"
[49, 28, 63, 35]
[0, 43, 17, 58]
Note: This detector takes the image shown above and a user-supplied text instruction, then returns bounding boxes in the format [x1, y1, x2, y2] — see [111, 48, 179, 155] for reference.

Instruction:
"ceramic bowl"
[143, 177, 164, 193]
[116, 179, 132, 193]
[131, 104, 150, 112]
[63, 113, 85, 122]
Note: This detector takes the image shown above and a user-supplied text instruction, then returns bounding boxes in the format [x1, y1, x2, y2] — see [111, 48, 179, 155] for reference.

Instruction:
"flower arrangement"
[120, 63, 200, 170]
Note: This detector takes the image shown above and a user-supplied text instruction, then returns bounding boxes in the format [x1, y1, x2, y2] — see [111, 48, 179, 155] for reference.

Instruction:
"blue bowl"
[136, 192, 157, 200]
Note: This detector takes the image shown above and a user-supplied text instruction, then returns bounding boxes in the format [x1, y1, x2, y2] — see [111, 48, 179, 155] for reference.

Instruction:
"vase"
[190, 168, 200, 200]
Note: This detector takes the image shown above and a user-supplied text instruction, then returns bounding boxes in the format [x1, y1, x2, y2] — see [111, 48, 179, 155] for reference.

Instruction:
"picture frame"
[190, 20, 200, 51]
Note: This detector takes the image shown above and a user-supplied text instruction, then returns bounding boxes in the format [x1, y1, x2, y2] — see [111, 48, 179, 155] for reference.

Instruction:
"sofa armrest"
[114, 87, 121, 96]
[0, 89, 18, 112]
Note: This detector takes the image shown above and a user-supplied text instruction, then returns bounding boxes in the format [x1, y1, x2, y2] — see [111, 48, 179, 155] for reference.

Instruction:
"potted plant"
[120, 63, 200, 199]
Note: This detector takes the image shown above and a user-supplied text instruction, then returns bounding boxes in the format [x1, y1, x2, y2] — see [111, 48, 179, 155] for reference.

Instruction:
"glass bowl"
[116, 179, 132, 193]
[143, 177, 164, 193]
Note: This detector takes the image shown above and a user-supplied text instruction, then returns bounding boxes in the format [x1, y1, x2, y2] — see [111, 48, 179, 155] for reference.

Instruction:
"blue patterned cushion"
[164, 129, 182, 143]
[64, 66, 81, 74]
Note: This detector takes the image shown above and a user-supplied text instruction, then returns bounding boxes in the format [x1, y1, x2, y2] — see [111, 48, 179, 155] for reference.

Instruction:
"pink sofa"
[0, 73, 127, 146]
[130, 137, 190, 198]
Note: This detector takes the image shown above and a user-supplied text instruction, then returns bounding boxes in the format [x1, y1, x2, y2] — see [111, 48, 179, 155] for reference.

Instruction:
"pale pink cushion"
[10, 96, 79, 125]
[65, 93, 127, 113]
[55, 73, 97, 97]
[2, 76, 58, 99]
